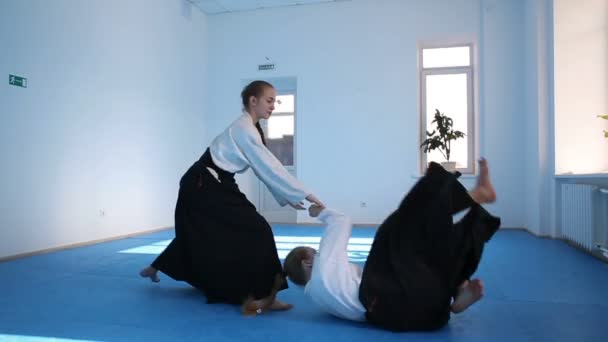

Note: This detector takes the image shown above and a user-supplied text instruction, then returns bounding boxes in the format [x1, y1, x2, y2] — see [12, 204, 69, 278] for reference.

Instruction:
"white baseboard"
[0, 226, 172, 262]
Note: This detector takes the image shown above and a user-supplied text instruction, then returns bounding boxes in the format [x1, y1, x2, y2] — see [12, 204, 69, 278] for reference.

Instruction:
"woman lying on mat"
[284, 159, 499, 331]
[140, 80, 324, 314]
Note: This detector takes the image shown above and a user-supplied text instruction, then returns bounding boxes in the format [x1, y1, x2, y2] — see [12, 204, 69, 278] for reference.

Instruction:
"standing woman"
[140, 80, 324, 312]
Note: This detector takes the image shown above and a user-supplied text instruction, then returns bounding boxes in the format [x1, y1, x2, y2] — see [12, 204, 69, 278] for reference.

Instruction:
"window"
[420, 45, 475, 174]
[266, 93, 295, 166]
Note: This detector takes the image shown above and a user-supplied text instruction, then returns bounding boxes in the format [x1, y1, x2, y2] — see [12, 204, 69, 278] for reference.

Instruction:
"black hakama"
[151, 149, 287, 304]
[359, 162, 500, 331]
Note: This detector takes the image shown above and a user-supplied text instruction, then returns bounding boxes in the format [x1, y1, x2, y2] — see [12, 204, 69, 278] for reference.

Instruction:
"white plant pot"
[441, 161, 456, 172]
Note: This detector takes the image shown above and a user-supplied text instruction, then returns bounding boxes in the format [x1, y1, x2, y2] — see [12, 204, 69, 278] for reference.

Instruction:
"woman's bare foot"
[268, 298, 293, 311]
[139, 266, 160, 283]
[469, 158, 496, 204]
[451, 279, 484, 313]
[241, 297, 263, 316]
[241, 274, 290, 316]
[241, 297, 293, 316]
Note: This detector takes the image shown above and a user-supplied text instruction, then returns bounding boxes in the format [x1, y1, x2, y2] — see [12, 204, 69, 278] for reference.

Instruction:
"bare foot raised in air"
[139, 266, 160, 283]
[451, 279, 484, 313]
[469, 158, 496, 204]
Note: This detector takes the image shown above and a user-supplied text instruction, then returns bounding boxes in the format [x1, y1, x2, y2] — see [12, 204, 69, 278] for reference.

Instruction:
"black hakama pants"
[151, 149, 287, 304]
[358, 162, 501, 331]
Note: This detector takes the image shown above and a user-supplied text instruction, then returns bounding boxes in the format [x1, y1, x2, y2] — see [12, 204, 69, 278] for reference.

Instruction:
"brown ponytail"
[255, 121, 267, 146]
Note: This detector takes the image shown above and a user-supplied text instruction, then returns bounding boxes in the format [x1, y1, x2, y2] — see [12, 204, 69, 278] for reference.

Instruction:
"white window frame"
[261, 90, 296, 167]
[419, 43, 475, 174]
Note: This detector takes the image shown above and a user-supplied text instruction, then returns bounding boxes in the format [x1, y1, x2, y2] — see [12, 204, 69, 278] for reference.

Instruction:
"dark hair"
[283, 247, 312, 286]
[255, 122, 267, 146]
[241, 80, 273, 146]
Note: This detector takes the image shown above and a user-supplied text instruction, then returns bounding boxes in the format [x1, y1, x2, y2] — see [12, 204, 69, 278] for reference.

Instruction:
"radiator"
[560, 184, 608, 252]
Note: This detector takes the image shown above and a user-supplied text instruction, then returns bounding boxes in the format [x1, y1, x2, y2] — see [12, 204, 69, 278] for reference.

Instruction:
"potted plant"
[599, 115, 608, 138]
[420, 109, 466, 172]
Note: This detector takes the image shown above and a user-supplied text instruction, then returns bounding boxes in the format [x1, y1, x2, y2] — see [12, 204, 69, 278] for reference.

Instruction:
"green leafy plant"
[420, 109, 466, 161]
[598, 115, 608, 138]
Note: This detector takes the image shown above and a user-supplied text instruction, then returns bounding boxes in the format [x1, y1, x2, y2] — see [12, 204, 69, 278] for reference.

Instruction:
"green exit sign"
[9, 74, 27, 88]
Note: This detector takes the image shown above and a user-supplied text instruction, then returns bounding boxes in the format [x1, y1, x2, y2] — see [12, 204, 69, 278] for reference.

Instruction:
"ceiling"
[188, 0, 347, 15]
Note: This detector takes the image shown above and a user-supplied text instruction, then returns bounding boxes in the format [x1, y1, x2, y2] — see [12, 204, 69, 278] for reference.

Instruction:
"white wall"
[206, 0, 526, 227]
[479, 0, 527, 228]
[0, 0, 208, 258]
[0, 0, 540, 259]
[554, 0, 608, 174]
[523, 0, 554, 236]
